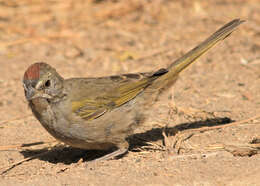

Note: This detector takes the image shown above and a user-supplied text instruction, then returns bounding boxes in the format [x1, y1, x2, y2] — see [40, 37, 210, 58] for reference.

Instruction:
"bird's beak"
[25, 88, 51, 100]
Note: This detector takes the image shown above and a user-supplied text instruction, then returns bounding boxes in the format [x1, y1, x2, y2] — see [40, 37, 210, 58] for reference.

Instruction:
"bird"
[23, 19, 244, 161]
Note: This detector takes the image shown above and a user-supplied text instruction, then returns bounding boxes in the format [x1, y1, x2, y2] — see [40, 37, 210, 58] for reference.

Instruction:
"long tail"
[151, 19, 244, 88]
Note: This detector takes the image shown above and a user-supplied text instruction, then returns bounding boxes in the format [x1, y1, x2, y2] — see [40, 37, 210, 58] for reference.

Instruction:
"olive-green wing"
[71, 71, 167, 120]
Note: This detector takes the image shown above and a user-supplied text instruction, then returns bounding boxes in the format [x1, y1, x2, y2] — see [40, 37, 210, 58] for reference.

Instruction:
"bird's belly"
[33, 99, 142, 150]
[60, 101, 145, 149]
[37, 108, 116, 150]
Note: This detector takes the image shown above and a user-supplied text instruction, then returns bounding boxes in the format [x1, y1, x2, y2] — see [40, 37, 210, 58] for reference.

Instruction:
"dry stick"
[0, 141, 58, 174]
[134, 136, 165, 150]
[205, 143, 260, 157]
[0, 141, 56, 151]
[207, 143, 260, 151]
[188, 114, 260, 133]
[0, 150, 51, 175]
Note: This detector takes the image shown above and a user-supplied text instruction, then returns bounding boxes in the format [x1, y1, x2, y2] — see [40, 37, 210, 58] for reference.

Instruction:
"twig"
[206, 143, 260, 157]
[188, 114, 260, 133]
[134, 136, 164, 150]
[0, 141, 56, 151]
[0, 150, 51, 175]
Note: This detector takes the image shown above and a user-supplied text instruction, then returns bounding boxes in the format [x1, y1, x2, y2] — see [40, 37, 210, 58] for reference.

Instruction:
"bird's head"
[23, 62, 64, 101]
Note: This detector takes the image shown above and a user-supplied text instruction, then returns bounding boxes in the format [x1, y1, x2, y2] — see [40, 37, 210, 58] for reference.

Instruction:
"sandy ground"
[0, 0, 260, 185]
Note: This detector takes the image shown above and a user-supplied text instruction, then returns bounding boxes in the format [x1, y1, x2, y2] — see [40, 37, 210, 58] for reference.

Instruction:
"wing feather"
[70, 72, 162, 121]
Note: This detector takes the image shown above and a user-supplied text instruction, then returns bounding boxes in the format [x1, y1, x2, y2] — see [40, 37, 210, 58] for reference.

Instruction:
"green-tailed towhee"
[23, 19, 244, 160]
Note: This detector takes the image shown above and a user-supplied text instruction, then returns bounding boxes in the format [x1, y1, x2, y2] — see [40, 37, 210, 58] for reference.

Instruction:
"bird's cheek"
[25, 88, 36, 100]
[45, 88, 59, 97]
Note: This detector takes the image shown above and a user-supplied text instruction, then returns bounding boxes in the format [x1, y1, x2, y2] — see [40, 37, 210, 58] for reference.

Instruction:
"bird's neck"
[29, 98, 49, 116]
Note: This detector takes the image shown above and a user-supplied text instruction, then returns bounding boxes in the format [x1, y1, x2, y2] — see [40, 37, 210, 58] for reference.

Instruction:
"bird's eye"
[45, 80, 51, 87]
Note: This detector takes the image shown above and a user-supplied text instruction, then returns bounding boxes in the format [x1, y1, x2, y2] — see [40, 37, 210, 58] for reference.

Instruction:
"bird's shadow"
[19, 117, 233, 164]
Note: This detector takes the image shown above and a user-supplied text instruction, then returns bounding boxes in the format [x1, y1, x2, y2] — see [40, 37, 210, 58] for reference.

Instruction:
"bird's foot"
[90, 148, 128, 162]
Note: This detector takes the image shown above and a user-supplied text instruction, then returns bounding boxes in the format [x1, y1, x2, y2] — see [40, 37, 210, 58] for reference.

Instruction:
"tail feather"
[152, 19, 244, 88]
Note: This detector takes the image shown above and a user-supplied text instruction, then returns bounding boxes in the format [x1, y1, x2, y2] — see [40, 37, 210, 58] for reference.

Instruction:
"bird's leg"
[91, 141, 129, 161]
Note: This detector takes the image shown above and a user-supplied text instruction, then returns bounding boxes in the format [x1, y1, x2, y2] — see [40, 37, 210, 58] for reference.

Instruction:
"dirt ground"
[0, 0, 260, 185]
